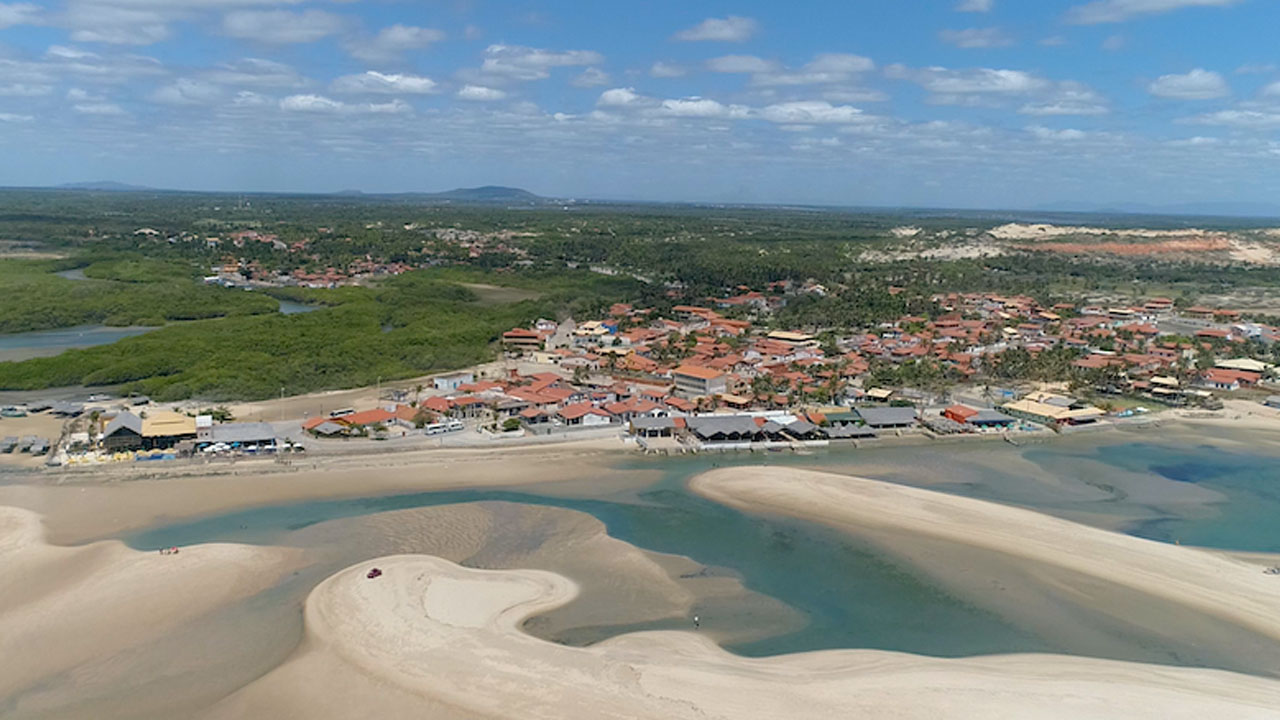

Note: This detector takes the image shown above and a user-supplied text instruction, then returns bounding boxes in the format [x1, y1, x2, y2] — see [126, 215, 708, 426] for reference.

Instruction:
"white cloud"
[279, 94, 410, 114]
[232, 90, 270, 107]
[332, 71, 438, 95]
[478, 44, 603, 81]
[887, 64, 1048, 94]
[0, 2, 39, 29]
[751, 53, 875, 86]
[1187, 109, 1280, 128]
[1148, 68, 1229, 100]
[1236, 63, 1278, 75]
[206, 58, 305, 89]
[939, 27, 1014, 48]
[222, 9, 346, 44]
[673, 15, 758, 42]
[649, 61, 686, 78]
[0, 112, 34, 122]
[822, 88, 889, 103]
[1260, 81, 1280, 97]
[707, 54, 777, 74]
[63, 2, 169, 45]
[759, 101, 873, 125]
[456, 84, 506, 101]
[1028, 125, 1088, 141]
[46, 45, 99, 61]
[597, 87, 643, 107]
[0, 83, 52, 96]
[1166, 135, 1220, 146]
[956, 0, 995, 11]
[571, 67, 610, 88]
[346, 24, 445, 63]
[1019, 81, 1109, 115]
[150, 78, 223, 106]
[1101, 34, 1126, 51]
[74, 102, 127, 116]
[660, 97, 749, 118]
[1066, 0, 1242, 24]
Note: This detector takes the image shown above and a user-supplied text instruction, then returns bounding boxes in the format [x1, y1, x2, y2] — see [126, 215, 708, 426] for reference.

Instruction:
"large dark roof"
[855, 407, 918, 427]
[103, 411, 143, 437]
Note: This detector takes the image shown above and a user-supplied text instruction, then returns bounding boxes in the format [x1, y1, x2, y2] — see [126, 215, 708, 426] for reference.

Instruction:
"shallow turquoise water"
[1043, 441, 1280, 552]
[0, 324, 157, 362]
[117, 431, 1280, 666]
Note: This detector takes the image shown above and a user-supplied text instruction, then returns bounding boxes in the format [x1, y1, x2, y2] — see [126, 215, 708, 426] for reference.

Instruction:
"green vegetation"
[0, 258, 276, 333]
[0, 268, 638, 401]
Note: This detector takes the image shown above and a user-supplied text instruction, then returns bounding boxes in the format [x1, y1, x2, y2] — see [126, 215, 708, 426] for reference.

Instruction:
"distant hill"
[57, 181, 155, 192]
[421, 186, 544, 203]
[323, 185, 547, 205]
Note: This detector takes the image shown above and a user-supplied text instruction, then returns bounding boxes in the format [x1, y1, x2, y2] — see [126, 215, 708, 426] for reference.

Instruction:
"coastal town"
[4, 284, 1278, 468]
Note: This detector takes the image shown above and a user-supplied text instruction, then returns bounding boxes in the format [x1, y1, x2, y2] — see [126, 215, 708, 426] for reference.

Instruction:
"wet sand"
[5, 431, 1280, 717]
[692, 467, 1280, 676]
[0, 497, 799, 719]
[206, 550, 1280, 719]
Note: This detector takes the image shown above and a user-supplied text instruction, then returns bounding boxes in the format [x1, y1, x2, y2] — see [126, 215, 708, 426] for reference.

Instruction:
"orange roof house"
[337, 408, 394, 427]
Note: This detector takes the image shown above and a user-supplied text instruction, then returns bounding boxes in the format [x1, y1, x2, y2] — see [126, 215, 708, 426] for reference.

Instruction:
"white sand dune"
[0, 506, 302, 719]
[205, 467, 1280, 719]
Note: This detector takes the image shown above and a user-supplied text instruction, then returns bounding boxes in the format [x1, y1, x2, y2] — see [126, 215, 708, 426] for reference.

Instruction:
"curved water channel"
[112, 426, 1280, 675]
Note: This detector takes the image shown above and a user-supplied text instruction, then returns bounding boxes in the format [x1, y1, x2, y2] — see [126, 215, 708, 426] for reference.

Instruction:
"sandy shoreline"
[208, 547, 1280, 719]
[692, 468, 1280, 647]
[6, 458, 1280, 718]
[0, 437, 653, 543]
[0, 506, 304, 718]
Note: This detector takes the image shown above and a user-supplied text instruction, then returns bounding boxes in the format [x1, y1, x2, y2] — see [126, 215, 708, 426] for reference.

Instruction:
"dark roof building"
[855, 407, 919, 429]
[686, 415, 763, 442]
[102, 412, 144, 451]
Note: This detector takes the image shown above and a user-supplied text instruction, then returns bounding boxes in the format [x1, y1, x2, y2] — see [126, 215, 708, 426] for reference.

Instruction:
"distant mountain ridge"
[426, 185, 542, 202]
[46, 182, 548, 205]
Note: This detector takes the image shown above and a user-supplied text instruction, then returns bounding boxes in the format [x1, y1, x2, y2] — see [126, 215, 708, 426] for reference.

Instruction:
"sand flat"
[204, 467, 1280, 719]
[0, 506, 303, 719]
[208, 552, 1280, 719]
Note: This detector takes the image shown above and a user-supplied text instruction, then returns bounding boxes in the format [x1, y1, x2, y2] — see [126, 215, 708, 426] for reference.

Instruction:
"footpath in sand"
[208, 467, 1280, 720]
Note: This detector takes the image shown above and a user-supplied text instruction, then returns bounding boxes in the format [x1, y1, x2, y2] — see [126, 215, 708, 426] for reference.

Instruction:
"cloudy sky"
[0, 0, 1277, 208]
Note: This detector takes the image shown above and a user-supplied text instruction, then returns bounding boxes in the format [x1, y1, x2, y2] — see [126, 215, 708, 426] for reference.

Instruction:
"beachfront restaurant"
[943, 404, 1017, 428]
[101, 411, 197, 451]
[686, 415, 764, 444]
[630, 416, 680, 438]
[854, 407, 919, 429]
[195, 418, 279, 452]
[999, 392, 1103, 428]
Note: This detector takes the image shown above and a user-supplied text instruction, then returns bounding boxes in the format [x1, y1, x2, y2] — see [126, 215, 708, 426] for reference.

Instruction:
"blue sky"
[1, 0, 1278, 208]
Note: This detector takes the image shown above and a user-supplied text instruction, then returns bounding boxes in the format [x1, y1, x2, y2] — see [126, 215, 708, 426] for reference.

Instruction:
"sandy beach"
[692, 467, 1280, 655]
[0, 436, 646, 544]
[199, 466, 1280, 719]
[0, 506, 304, 718]
[206, 549, 1280, 719]
[4, 435, 1280, 718]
